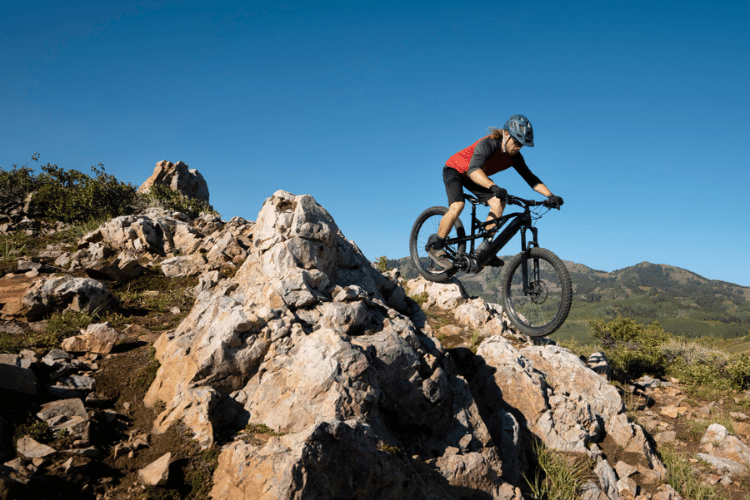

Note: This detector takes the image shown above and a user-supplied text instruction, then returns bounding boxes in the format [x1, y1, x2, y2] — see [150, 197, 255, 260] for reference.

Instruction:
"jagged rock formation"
[141, 190, 664, 499]
[0, 208, 253, 323]
[137, 160, 210, 203]
[3, 186, 750, 499]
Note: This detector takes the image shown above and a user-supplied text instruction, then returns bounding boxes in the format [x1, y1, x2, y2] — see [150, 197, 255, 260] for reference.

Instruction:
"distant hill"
[388, 257, 750, 340]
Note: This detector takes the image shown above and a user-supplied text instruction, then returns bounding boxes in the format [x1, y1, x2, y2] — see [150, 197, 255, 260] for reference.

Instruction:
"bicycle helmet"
[503, 114, 534, 147]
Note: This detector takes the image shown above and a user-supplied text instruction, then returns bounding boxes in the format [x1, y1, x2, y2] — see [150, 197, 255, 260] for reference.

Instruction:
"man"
[428, 114, 563, 269]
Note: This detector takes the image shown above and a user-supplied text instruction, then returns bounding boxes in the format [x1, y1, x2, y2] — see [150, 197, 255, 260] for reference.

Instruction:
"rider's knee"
[449, 201, 465, 214]
[488, 198, 504, 213]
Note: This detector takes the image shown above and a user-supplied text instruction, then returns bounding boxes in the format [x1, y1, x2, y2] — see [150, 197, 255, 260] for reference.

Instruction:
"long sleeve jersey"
[445, 135, 542, 188]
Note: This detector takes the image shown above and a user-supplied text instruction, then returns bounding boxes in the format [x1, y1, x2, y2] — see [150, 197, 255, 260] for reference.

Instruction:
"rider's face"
[504, 132, 523, 155]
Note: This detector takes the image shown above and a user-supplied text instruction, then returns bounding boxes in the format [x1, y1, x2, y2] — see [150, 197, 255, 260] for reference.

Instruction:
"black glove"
[489, 185, 507, 201]
[547, 194, 564, 209]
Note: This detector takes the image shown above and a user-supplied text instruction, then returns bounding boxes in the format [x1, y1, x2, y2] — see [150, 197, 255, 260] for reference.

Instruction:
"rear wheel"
[501, 247, 572, 337]
[409, 206, 466, 283]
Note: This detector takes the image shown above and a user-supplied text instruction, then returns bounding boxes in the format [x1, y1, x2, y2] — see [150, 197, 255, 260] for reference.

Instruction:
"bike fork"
[520, 226, 540, 295]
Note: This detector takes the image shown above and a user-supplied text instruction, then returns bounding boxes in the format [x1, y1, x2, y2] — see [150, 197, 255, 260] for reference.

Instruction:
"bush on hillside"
[133, 184, 215, 219]
[590, 316, 671, 380]
[596, 319, 750, 391]
[0, 157, 137, 223]
[727, 355, 750, 390]
[2, 156, 215, 223]
[0, 161, 43, 209]
[35, 163, 137, 222]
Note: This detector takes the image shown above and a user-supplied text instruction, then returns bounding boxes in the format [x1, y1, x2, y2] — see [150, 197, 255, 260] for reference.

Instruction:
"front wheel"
[409, 206, 466, 283]
[501, 247, 572, 337]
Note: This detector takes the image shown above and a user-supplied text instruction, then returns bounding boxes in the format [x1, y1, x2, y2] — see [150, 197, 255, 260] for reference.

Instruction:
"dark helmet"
[503, 114, 534, 147]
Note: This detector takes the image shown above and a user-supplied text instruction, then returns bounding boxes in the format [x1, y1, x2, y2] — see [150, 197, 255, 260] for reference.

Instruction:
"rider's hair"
[488, 128, 505, 140]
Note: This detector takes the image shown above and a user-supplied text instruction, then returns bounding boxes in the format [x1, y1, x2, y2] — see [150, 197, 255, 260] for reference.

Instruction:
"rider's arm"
[466, 137, 497, 178]
[512, 155, 542, 187]
[533, 183, 552, 197]
[468, 169, 496, 189]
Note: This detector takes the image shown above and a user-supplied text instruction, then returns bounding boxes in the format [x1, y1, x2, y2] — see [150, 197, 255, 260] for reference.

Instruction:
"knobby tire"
[501, 247, 572, 337]
[409, 206, 465, 283]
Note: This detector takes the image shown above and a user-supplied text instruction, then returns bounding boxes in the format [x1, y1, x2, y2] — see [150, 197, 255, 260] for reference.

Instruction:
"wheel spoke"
[410, 206, 465, 282]
[502, 248, 572, 337]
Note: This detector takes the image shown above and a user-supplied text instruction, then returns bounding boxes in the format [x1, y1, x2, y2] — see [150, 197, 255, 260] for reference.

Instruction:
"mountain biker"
[428, 114, 563, 269]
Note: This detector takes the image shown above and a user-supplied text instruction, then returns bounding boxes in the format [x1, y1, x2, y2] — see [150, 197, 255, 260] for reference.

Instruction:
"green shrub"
[1, 157, 137, 223]
[376, 256, 390, 272]
[135, 184, 214, 219]
[0, 158, 43, 208]
[660, 446, 727, 500]
[38, 311, 94, 348]
[590, 316, 671, 380]
[524, 440, 589, 500]
[727, 355, 750, 390]
[36, 163, 137, 222]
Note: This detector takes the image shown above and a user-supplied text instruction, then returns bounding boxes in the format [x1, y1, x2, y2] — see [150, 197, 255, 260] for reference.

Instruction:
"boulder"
[138, 452, 172, 486]
[140, 190, 673, 497]
[16, 437, 56, 459]
[0, 354, 38, 395]
[79, 213, 177, 257]
[36, 398, 91, 441]
[0, 275, 36, 319]
[405, 276, 468, 310]
[77, 209, 253, 274]
[138, 160, 209, 203]
[145, 191, 511, 498]
[699, 423, 750, 476]
[61, 323, 120, 354]
[21, 276, 117, 321]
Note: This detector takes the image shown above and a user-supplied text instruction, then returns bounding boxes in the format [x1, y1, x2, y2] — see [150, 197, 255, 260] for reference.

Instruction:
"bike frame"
[446, 194, 542, 273]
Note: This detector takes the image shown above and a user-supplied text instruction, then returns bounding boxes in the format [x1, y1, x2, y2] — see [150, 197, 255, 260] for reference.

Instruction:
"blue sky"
[2, 0, 749, 286]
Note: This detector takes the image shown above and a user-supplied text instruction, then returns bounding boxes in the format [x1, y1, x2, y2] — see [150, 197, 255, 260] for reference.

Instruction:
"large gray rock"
[699, 423, 750, 477]
[138, 160, 210, 203]
[61, 323, 120, 354]
[36, 398, 90, 441]
[475, 337, 667, 480]
[77, 209, 253, 275]
[0, 353, 38, 395]
[21, 276, 117, 321]
[141, 190, 670, 498]
[145, 191, 514, 498]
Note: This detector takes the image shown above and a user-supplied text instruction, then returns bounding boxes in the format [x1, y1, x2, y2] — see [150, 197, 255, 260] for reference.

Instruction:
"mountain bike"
[409, 194, 572, 337]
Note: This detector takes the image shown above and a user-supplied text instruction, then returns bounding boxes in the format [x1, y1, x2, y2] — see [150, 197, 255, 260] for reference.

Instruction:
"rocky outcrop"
[60, 323, 120, 354]
[143, 191, 519, 498]
[76, 209, 253, 279]
[21, 276, 118, 321]
[5, 184, 748, 498]
[139, 190, 671, 499]
[137, 160, 209, 203]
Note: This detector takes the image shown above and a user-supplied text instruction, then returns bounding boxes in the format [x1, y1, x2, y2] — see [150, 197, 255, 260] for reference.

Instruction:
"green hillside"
[389, 257, 750, 342]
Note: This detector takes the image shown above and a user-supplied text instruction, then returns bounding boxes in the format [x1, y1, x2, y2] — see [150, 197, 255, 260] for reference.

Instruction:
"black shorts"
[443, 166, 495, 205]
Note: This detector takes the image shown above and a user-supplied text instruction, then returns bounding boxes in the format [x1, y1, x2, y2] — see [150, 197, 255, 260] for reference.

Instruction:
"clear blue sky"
[2, 1, 749, 286]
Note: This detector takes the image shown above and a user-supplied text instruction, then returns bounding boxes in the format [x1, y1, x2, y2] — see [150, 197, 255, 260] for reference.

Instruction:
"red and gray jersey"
[445, 135, 542, 188]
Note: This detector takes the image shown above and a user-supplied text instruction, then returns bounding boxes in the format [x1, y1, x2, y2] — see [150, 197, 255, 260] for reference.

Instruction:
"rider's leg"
[476, 195, 506, 267]
[428, 168, 467, 269]
[428, 200, 464, 269]
[485, 196, 505, 232]
[437, 201, 465, 238]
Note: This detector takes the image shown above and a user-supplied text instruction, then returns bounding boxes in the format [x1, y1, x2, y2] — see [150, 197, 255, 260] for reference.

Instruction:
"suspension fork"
[519, 219, 540, 295]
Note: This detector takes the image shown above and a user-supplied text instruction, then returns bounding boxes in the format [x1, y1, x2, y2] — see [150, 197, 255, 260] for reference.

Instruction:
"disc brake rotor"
[528, 280, 548, 304]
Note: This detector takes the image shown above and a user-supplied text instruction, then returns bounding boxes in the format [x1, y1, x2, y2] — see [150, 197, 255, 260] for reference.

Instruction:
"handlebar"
[464, 192, 559, 210]
[506, 195, 551, 208]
